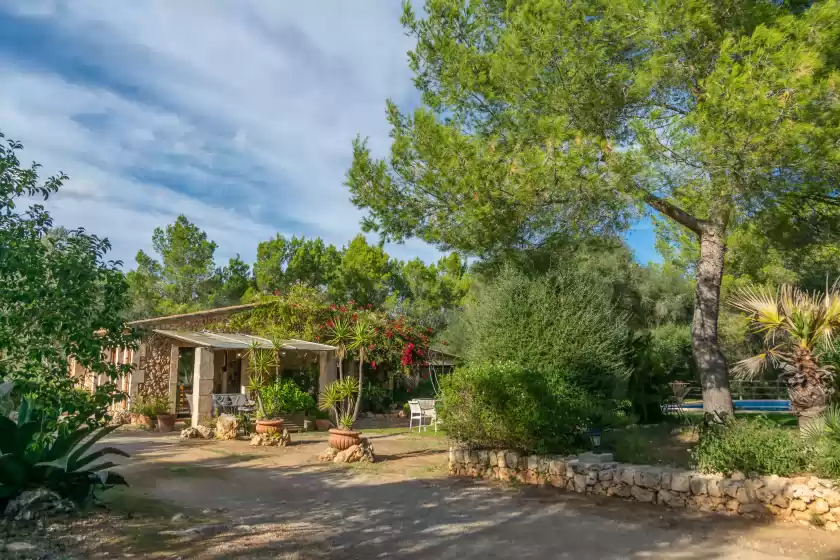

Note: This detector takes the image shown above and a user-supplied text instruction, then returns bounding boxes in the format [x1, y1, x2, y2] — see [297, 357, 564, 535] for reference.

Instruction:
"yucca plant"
[327, 316, 353, 381]
[246, 340, 277, 419]
[0, 399, 129, 506]
[730, 284, 840, 427]
[347, 316, 376, 423]
[318, 377, 359, 430]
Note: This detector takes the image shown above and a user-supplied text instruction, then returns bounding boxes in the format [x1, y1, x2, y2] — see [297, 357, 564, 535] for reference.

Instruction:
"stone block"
[634, 468, 662, 489]
[735, 487, 752, 505]
[574, 473, 587, 493]
[505, 451, 519, 469]
[826, 521, 839, 532]
[810, 498, 830, 514]
[619, 467, 637, 486]
[707, 478, 723, 498]
[670, 472, 692, 493]
[550, 475, 565, 488]
[612, 484, 632, 498]
[497, 451, 508, 469]
[632, 486, 655, 503]
[585, 470, 599, 486]
[785, 484, 815, 502]
[762, 475, 789, 494]
[548, 459, 565, 476]
[790, 499, 808, 511]
[725, 499, 740, 512]
[689, 476, 709, 496]
[477, 450, 489, 467]
[723, 480, 743, 499]
[739, 503, 767, 516]
[577, 452, 614, 463]
[771, 495, 789, 509]
[527, 455, 540, 471]
[599, 468, 615, 482]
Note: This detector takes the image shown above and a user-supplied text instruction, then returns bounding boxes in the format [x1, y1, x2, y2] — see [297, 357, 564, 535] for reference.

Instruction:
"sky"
[0, 0, 660, 269]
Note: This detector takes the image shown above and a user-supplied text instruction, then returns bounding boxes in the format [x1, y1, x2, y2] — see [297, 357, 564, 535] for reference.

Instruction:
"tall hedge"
[464, 266, 629, 398]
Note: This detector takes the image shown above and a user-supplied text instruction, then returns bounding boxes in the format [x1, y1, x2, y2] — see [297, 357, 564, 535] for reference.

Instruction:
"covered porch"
[141, 330, 337, 427]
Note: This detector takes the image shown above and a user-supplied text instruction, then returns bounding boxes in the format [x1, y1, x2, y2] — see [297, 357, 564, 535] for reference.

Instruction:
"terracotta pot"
[156, 414, 176, 433]
[256, 419, 284, 434]
[314, 419, 331, 431]
[329, 428, 361, 450]
[136, 414, 154, 430]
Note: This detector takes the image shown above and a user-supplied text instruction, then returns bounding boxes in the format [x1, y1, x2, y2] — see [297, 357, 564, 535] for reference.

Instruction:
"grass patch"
[602, 424, 694, 468]
[363, 427, 448, 438]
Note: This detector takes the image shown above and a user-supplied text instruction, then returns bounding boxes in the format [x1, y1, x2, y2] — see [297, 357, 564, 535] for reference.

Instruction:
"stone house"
[70, 303, 337, 426]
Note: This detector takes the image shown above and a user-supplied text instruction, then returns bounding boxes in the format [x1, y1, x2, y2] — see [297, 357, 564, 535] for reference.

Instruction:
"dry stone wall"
[449, 446, 840, 530]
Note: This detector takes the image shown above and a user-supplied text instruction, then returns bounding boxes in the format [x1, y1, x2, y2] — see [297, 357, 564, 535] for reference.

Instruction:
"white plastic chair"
[417, 399, 438, 433]
[408, 400, 425, 432]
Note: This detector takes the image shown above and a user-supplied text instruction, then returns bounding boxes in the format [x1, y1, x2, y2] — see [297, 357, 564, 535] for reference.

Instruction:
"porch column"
[319, 351, 337, 393]
[129, 343, 144, 402]
[240, 357, 250, 396]
[168, 344, 180, 414]
[192, 347, 214, 426]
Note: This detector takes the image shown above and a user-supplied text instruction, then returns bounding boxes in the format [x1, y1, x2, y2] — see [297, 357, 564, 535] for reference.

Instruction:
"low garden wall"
[448, 446, 840, 530]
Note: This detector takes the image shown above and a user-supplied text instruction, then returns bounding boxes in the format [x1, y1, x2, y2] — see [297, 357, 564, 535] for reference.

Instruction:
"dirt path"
[8, 429, 840, 559]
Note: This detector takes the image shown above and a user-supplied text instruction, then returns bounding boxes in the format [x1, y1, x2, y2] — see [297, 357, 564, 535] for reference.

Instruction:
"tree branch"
[643, 191, 703, 235]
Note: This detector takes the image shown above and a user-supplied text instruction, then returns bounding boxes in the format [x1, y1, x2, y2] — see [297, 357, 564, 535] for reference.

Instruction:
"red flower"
[326, 319, 335, 328]
[352, 313, 359, 321]
[427, 327, 433, 333]
[349, 299, 355, 305]
[442, 340, 448, 346]
[406, 387, 412, 393]
[273, 289, 280, 296]
[330, 304, 337, 311]
[368, 344, 375, 350]
[371, 361, 377, 369]
[339, 305, 347, 313]
[315, 336, 321, 341]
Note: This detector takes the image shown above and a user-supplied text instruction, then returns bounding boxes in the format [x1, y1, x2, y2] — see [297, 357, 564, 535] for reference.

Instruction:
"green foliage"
[362, 382, 392, 414]
[692, 417, 807, 476]
[328, 234, 401, 307]
[318, 377, 359, 430]
[256, 378, 316, 419]
[0, 400, 129, 506]
[151, 215, 218, 306]
[628, 324, 695, 422]
[129, 396, 169, 418]
[438, 361, 601, 454]
[804, 404, 840, 479]
[0, 133, 136, 436]
[254, 234, 341, 294]
[464, 266, 629, 399]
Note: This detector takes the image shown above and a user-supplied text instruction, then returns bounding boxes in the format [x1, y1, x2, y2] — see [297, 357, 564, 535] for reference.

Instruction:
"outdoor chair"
[211, 393, 249, 416]
[408, 400, 425, 432]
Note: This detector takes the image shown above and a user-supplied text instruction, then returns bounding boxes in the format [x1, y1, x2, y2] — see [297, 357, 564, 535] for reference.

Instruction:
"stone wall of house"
[136, 332, 174, 400]
[448, 446, 840, 530]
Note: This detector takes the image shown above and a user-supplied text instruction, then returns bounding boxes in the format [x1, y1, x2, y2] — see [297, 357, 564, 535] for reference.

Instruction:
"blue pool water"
[677, 400, 791, 412]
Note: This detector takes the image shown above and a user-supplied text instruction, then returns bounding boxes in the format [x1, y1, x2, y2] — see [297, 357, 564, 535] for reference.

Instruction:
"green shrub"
[0, 400, 128, 507]
[362, 382, 392, 414]
[258, 378, 316, 419]
[692, 417, 807, 476]
[804, 404, 840, 479]
[438, 361, 600, 454]
[463, 266, 629, 399]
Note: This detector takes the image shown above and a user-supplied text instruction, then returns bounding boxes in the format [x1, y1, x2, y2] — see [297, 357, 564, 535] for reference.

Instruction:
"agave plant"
[729, 284, 840, 420]
[318, 377, 359, 430]
[0, 399, 129, 506]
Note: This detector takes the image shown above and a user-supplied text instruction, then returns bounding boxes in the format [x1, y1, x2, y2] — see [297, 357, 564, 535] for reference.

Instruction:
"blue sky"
[0, 0, 660, 268]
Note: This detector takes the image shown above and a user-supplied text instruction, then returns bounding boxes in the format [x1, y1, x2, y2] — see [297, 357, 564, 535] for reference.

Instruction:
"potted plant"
[314, 410, 331, 431]
[318, 377, 361, 450]
[154, 397, 177, 433]
[130, 396, 156, 429]
[246, 341, 284, 434]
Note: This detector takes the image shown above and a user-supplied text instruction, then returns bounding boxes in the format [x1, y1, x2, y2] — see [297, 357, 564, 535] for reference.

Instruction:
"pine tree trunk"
[693, 225, 734, 418]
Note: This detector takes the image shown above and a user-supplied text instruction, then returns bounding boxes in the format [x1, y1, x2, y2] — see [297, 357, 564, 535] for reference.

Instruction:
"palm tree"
[327, 316, 352, 381]
[347, 316, 376, 423]
[729, 284, 840, 429]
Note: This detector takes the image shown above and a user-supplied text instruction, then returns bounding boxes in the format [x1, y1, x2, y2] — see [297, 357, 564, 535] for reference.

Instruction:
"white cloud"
[0, 0, 445, 267]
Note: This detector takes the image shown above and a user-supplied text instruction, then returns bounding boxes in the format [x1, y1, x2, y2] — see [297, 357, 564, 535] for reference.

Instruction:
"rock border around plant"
[448, 445, 840, 530]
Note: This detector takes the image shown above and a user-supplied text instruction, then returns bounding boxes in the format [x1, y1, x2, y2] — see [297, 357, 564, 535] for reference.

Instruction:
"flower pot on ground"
[136, 414, 154, 429]
[329, 427, 361, 450]
[156, 413, 176, 433]
[255, 418, 284, 434]
[315, 418, 331, 431]
[130, 396, 169, 430]
[318, 377, 362, 449]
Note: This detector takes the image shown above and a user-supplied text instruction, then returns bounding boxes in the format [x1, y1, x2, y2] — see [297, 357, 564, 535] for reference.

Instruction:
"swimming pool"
[675, 400, 791, 412]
